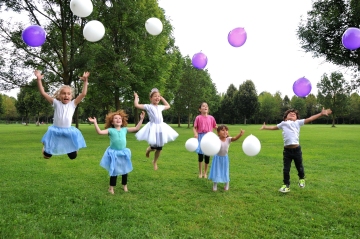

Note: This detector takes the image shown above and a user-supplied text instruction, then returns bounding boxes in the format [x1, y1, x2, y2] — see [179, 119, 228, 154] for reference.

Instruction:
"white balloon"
[145, 17, 163, 36]
[70, 0, 93, 18]
[200, 132, 221, 156]
[185, 138, 199, 152]
[83, 20, 105, 42]
[242, 134, 261, 156]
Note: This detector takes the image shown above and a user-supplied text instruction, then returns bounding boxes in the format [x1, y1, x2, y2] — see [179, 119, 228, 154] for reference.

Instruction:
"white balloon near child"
[242, 134, 261, 156]
[185, 138, 199, 152]
[200, 132, 221, 156]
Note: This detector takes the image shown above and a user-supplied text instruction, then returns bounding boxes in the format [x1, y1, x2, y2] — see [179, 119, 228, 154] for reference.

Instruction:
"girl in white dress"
[134, 88, 179, 170]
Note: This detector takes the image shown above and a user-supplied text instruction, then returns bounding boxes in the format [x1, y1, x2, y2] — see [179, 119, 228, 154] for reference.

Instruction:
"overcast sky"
[2, 0, 352, 98]
[158, 0, 351, 97]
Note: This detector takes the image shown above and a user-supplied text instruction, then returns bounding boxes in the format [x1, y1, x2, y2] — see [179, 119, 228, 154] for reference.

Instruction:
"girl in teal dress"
[88, 110, 145, 194]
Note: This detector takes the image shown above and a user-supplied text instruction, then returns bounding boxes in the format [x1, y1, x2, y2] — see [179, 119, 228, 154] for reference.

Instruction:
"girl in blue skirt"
[209, 125, 245, 191]
[88, 110, 145, 194]
[34, 70, 89, 159]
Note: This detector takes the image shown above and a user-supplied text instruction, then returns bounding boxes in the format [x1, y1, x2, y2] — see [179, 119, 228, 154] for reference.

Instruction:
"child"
[133, 88, 179, 170]
[88, 110, 145, 194]
[193, 102, 217, 178]
[209, 125, 245, 191]
[261, 107, 332, 193]
[34, 69, 89, 159]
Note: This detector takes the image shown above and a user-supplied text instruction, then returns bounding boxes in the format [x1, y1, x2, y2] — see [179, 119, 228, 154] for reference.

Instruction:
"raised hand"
[79, 72, 90, 81]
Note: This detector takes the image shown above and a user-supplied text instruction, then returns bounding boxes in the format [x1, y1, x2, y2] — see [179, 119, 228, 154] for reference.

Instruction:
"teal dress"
[100, 127, 133, 176]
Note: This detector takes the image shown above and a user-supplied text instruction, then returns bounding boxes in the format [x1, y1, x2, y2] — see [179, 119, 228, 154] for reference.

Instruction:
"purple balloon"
[192, 52, 208, 69]
[228, 27, 247, 47]
[293, 77, 312, 97]
[22, 25, 46, 47]
[342, 27, 360, 50]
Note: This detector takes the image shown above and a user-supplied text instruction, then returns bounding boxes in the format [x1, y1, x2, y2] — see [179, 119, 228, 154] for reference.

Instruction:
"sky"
[1, 0, 351, 98]
[157, 0, 351, 97]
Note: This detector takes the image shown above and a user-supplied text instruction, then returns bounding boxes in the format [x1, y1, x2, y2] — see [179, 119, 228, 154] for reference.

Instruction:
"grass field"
[0, 123, 359, 239]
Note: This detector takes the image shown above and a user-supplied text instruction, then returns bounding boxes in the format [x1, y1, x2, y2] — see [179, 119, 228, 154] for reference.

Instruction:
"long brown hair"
[104, 110, 128, 129]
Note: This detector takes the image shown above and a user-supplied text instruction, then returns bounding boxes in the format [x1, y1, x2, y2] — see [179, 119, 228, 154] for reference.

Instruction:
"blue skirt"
[100, 147, 133, 176]
[41, 125, 86, 155]
[195, 133, 206, 154]
[209, 155, 230, 183]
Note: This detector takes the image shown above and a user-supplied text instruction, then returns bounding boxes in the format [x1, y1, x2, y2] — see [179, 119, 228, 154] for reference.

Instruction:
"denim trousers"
[282, 146, 305, 186]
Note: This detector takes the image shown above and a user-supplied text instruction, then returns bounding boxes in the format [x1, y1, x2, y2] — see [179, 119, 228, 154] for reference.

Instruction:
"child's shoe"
[279, 185, 290, 193]
[298, 179, 305, 188]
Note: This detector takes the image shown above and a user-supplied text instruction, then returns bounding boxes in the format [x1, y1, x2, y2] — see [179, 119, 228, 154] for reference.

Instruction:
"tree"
[305, 93, 318, 120]
[219, 84, 237, 124]
[258, 91, 278, 124]
[349, 92, 360, 123]
[0, 93, 4, 116]
[297, 0, 360, 89]
[2, 95, 17, 122]
[290, 96, 307, 119]
[317, 72, 352, 126]
[234, 80, 259, 124]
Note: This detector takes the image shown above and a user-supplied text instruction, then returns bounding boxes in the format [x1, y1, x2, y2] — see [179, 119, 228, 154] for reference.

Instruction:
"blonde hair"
[53, 85, 75, 100]
[104, 110, 128, 129]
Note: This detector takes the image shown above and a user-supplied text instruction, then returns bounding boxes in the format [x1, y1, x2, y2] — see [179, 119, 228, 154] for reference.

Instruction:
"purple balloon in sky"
[342, 27, 360, 50]
[293, 77, 312, 97]
[22, 25, 46, 47]
[228, 27, 247, 47]
[192, 52, 208, 69]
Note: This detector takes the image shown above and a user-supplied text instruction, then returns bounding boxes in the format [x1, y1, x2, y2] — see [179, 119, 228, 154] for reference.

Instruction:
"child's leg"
[224, 182, 229, 191]
[109, 176, 117, 194]
[121, 174, 128, 192]
[152, 149, 161, 170]
[145, 146, 155, 158]
[293, 148, 305, 179]
[283, 150, 293, 186]
[204, 155, 210, 178]
[198, 154, 204, 178]
[212, 182, 218, 191]
[67, 151, 77, 160]
[42, 144, 52, 159]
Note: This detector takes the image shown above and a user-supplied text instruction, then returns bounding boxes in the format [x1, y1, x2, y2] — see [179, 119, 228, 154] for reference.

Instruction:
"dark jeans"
[282, 146, 305, 186]
[198, 154, 210, 164]
[110, 174, 128, 186]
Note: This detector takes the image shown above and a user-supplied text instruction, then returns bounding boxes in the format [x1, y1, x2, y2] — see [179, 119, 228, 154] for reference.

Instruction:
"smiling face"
[112, 114, 123, 127]
[286, 112, 297, 121]
[199, 102, 209, 115]
[150, 92, 161, 105]
[217, 125, 229, 139]
[59, 87, 73, 104]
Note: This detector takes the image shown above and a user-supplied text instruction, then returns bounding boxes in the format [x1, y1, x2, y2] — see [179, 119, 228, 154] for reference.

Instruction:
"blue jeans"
[282, 146, 305, 186]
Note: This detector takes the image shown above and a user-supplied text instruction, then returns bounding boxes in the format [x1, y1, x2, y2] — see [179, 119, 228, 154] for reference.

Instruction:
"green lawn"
[0, 123, 359, 238]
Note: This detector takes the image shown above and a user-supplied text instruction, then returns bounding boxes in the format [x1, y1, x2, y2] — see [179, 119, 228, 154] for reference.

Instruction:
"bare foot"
[152, 160, 158, 170]
[198, 173, 202, 178]
[224, 183, 229, 191]
[204, 173, 207, 179]
[123, 185, 128, 192]
[213, 183, 217, 192]
[108, 187, 114, 194]
[145, 147, 151, 158]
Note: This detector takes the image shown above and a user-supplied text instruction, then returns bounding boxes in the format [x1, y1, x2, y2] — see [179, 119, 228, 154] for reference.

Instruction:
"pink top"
[194, 115, 217, 133]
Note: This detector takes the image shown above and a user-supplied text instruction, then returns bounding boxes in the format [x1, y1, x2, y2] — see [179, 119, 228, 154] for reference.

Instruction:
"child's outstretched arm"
[231, 129, 245, 142]
[128, 111, 146, 133]
[160, 96, 170, 110]
[260, 122, 279, 130]
[88, 117, 108, 135]
[134, 92, 145, 110]
[34, 70, 53, 104]
[74, 72, 90, 106]
[304, 107, 332, 124]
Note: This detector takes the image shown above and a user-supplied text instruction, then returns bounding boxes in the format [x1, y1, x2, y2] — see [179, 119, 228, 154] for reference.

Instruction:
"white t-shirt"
[217, 137, 232, 156]
[52, 99, 76, 128]
[277, 119, 305, 146]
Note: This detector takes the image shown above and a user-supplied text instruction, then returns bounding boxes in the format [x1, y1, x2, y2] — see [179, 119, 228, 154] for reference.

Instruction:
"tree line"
[0, 0, 359, 126]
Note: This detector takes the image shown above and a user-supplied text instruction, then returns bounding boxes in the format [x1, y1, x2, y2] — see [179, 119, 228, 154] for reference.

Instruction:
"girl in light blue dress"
[209, 125, 245, 191]
[34, 70, 89, 159]
[88, 110, 145, 194]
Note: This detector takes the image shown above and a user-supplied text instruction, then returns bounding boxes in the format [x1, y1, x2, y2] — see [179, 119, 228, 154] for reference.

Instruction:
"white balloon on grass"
[83, 20, 105, 42]
[200, 132, 221, 156]
[242, 134, 261, 156]
[185, 138, 199, 152]
[70, 0, 93, 18]
[145, 17, 163, 36]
